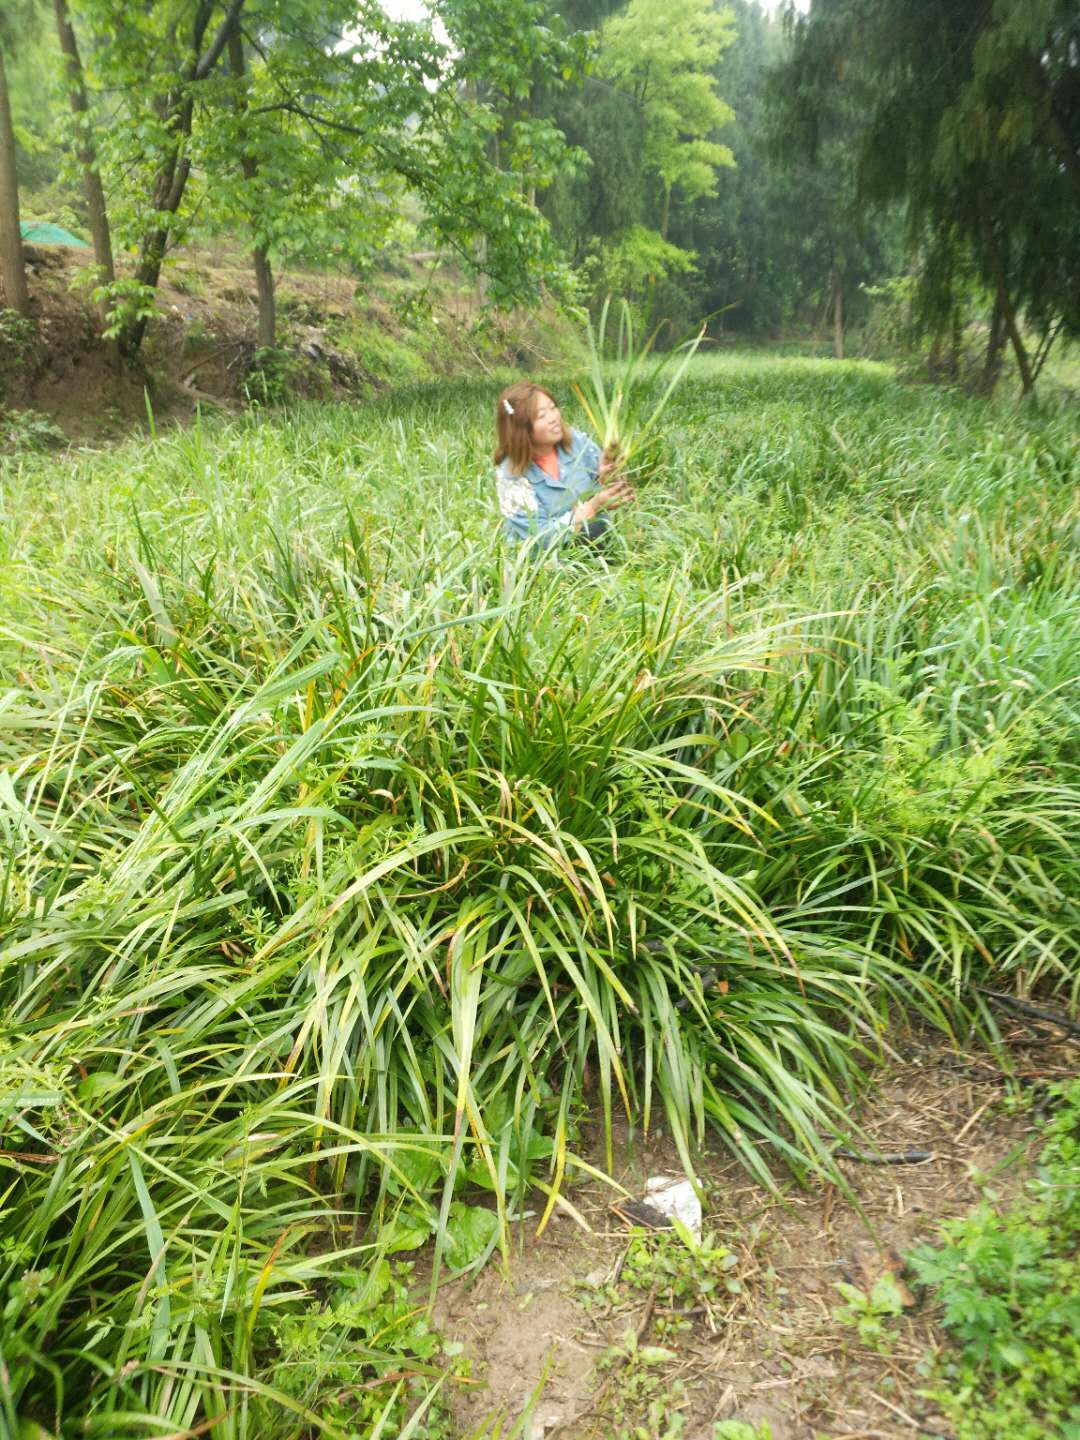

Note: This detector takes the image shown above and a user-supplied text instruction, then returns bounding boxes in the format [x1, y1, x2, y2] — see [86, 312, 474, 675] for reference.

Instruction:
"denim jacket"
[495, 428, 605, 549]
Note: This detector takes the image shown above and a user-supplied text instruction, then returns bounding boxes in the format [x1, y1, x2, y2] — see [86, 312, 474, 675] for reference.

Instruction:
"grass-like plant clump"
[1, 355, 1077, 1436]
[572, 297, 706, 479]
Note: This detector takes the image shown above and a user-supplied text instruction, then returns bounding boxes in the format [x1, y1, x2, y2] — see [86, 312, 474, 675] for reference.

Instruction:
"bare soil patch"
[2, 243, 560, 447]
[1, 244, 389, 445]
[430, 1030, 1076, 1439]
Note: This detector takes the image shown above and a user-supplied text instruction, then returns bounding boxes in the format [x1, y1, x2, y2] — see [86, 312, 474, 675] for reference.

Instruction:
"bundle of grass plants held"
[572, 296, 707, 482]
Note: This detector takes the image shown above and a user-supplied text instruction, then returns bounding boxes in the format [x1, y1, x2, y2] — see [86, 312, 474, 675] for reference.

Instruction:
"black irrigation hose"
[834, 1147, 935, 1165]
[979, 987, 1080, 1040]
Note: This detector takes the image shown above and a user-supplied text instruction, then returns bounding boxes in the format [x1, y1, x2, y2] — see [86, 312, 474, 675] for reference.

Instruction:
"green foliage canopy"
[66, 0, 589, 347]
[773, 0, 1080, 388]
[599, 0, 736, 232]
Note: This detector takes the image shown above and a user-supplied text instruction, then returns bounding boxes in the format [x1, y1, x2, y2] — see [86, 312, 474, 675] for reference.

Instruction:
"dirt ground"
[3, 243, 539, 446]
[429, 1027, 1077, 1440]
[5, 245, 278, 442]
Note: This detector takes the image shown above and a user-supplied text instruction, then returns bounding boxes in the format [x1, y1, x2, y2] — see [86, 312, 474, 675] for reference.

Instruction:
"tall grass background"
[1, 355, 1077, 1436]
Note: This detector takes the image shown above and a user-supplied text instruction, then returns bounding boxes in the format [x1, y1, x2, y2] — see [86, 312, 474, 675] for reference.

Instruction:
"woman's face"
[530, 394, 563, 449]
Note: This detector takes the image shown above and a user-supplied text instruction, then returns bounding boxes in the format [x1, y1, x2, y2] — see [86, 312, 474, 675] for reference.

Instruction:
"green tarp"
[20, 221, 89, 247]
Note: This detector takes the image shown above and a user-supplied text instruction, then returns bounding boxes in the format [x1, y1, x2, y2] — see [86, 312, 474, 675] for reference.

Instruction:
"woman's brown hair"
[494, 384, 572, 476]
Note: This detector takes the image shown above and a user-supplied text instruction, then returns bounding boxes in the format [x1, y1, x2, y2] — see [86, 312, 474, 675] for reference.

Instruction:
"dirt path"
[430, 1032, 1074, 1439]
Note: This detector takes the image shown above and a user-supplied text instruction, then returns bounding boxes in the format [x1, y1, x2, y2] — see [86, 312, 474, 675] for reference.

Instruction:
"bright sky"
[381, 0, 807, 20]
[368, 0, 807, 71]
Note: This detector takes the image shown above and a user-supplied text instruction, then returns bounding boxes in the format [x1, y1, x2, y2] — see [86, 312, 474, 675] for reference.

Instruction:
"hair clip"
[503, 399, 514, 416]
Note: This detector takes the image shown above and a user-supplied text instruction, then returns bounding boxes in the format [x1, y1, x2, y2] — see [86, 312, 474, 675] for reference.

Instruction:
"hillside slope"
[0, 244, 575, 448]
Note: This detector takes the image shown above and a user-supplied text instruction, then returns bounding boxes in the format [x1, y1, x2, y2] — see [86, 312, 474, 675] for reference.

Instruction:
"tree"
[423, 0, 591, 297]
[773, 0, 1080, 391]
[538, 0, 741, 318]
[761, 6, 901, 358]
[599, 0, 736, 240]
[538, 0, 902, 340]
[225, 28, 274, 349]
[82, 0, 251, 355]
[0, 6, 33, 316]
[192, 1, 419, 350]
[53, 0, 114, 318]
[934, 0, 1080, 384]
[543, 74, 648, 262]
[69, 0, 587, 357]
[7, 0, 62, 198]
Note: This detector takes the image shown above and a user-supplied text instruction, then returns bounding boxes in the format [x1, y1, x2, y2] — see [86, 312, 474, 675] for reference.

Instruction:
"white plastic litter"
[644, 1174, 702, 1243]
[525, 1408, 565, 1438]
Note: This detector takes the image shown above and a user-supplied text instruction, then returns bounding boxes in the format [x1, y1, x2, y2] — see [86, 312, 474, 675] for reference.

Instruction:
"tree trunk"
[119, 0, 246, 357]
[977, 289, 1006, 395]
[982, 220, 1033, 395]
[227, 30, 274, 349]
[948, 305, 962, 381]
[1030, 318, 1063, 387]
[660, 182, 672, 243]
[831, 269, 844, 360]
[252, 246, 275, 349]
[53, 0, 115, 318]
[474, 229, 488, 304]
[999, 283, 1033, 394]
[809, 282, 830, 359]
[0, 43, 30, 316]
[121, 127, 190, 358]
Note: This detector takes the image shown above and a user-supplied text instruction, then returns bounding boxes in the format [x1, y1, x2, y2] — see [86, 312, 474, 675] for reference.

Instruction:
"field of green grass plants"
[1, 353, 1078, 1438]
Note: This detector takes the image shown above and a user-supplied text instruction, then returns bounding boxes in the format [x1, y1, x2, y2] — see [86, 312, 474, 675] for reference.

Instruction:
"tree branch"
[1031, 317, 1064, 385]
[195, 0, 246, 81]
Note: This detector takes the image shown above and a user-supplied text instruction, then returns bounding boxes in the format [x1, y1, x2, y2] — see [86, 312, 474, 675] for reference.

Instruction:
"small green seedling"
[712, 1419, 773, 1439]
[621, 1226, 742, 1337]
[833, 1272, 907, 1350]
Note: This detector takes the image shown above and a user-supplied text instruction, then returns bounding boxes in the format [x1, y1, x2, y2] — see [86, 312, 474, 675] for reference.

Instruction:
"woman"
[494, 383, 634, 549]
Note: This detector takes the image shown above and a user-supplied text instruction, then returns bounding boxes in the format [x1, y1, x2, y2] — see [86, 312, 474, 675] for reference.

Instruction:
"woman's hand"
[574, 476, 635, 528]
[596, 476, 636, 510]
